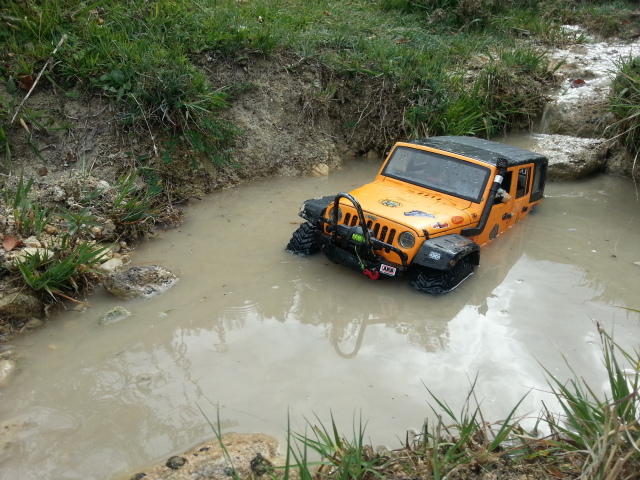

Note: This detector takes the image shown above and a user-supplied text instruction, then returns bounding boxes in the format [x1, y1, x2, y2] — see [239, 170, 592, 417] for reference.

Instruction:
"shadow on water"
[1, 159, 639, 480]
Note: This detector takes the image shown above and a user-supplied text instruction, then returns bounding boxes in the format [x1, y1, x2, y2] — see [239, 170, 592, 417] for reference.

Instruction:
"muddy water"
[1, 160, 640, 480]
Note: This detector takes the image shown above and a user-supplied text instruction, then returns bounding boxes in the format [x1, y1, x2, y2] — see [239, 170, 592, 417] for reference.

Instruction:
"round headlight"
[398, 231, 415, 249]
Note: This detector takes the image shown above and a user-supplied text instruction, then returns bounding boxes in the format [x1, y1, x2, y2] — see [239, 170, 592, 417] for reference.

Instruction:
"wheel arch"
[413, 234, 480, 271]
[299, 196, 334, 223]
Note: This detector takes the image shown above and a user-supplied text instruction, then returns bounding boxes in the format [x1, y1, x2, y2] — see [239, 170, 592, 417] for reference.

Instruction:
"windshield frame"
[381, 145, 491, 203]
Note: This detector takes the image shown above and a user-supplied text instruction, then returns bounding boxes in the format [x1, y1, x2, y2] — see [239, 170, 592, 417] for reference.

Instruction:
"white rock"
[12, 248, 54, 265]
[311, 163, 329, 177]
[96, 180, 110, 190]
[0, 359, 17, 387]
[99, 306, 132, 325]
[97, 257, 126, 274]
[23, 236, 42, 248]
[51, 186, 66, 201]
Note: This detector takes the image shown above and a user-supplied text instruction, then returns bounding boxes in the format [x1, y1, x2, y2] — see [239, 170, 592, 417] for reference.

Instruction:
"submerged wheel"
[410, 256, 475, 295]
[286, 222, 320, 256]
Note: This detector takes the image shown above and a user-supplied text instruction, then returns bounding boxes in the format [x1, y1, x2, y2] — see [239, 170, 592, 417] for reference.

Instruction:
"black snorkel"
[461, 157, 508, 237]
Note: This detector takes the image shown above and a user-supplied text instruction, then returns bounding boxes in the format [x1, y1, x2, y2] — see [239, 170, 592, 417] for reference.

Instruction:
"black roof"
[410, 136, 548, 167]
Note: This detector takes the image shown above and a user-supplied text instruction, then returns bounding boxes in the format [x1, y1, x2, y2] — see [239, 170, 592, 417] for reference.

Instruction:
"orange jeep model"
[287, 136, 548, 294]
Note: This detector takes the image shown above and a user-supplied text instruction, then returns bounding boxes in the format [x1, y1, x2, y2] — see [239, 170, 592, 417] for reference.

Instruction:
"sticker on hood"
[380, 199, 402, 207]
[404, 210, 435, 218]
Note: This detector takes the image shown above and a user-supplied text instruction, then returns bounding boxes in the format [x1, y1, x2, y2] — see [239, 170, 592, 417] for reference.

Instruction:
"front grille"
[342, 212, 396, 246]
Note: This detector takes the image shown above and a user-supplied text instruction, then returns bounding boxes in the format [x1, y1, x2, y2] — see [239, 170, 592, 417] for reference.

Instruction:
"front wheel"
[286, 222, 320, 256]
[410, 256, 475, 295]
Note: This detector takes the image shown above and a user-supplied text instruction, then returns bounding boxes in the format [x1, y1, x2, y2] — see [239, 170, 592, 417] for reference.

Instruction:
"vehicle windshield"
[381, 146, 491, 203]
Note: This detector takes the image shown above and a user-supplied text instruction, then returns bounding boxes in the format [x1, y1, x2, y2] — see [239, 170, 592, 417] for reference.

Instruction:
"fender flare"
[413, 234, 480, 271]
[299, 196, 334, 223]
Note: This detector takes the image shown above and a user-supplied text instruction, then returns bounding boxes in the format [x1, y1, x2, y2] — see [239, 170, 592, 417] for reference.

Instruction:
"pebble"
[166, 456, 187, 470]
[0, 358, 17, 387]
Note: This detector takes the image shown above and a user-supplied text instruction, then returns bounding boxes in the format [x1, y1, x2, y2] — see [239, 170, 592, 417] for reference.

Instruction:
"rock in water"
[99, 306, 132, 325]
[101, 265, 179, 299]
[129, 433, 282, 480]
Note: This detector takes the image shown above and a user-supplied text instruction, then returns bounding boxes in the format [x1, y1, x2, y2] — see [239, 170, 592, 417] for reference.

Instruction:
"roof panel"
[410, 136, 548, 167]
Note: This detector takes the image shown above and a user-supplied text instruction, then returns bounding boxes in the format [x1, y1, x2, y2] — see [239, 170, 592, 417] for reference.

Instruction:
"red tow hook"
[363, 269, 380, 280]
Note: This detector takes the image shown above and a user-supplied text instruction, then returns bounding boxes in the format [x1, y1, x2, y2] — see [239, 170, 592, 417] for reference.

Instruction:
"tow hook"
[363, 269, 380, 280]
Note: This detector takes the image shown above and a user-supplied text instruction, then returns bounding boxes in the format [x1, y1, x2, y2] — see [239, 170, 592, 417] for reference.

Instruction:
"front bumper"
[318, 236, 406, 279]
[311, 192, 410, 280]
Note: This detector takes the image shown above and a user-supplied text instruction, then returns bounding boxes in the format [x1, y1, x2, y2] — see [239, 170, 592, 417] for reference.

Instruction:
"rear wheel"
[410, 256, 475, 294]
[286, 222, 320, 256]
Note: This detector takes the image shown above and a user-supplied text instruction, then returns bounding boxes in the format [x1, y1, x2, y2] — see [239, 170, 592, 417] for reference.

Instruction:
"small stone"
[24, 318, 44, 330]
[129, 474, 146, 480]
[99, 306, 132, 325]
[97, 257, 125, 274]
[250, 452, 273, 476]
[12, 248, 54, 266]
[23, 236, 41, 248]
[91, 226, 104, 238]
[96, 180, 110, 191]
[44, 225, 58, 235]
[0, 291, 43, 320]
[0, 359, 17, 387]
[51, 186, 66, 202]
[102, 219, 117, 238]
[311, 163, 329, 177]
[102, 265, 179, 299]
[165, 456, 186, 470]
[37, 166, 48, 176]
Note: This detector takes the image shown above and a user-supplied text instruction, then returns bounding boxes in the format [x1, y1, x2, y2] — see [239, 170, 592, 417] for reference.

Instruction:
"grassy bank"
[2, 0, 639, 165]
[197, 327, 638, 480]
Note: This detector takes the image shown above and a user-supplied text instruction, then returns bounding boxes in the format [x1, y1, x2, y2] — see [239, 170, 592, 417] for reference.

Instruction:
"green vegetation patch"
[3, 0, 638, 161]
[609, 55, 640, 154]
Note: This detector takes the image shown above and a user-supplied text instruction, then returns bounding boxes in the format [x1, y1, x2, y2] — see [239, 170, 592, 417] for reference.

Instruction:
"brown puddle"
[1, 158, 639, 479]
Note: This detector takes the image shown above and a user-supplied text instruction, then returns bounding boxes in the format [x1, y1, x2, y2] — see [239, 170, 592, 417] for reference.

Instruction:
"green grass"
[608, 56, 640, 159]
[3, 0, 637, 165]
[16, 240, 108, 299]
[192, 324, 639, 480]
[543, 326, 640, 479]
[0, 169, 161, 301]
[278, 325, 639, 480]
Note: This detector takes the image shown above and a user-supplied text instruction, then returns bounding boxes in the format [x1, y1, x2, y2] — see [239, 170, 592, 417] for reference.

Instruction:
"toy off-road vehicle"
[287, 136, 548, 294]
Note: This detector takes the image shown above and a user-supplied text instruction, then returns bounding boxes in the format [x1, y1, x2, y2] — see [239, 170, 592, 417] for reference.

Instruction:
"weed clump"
[275, 326, 639, 480]
[608, 56, 640, 154]
[0, 168, 178, 314]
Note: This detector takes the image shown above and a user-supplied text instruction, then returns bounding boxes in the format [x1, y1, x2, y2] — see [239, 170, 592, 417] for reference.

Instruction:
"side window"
[501, 170, 513, 194]
[532, 163, 546, 195]
[516, 167, 531, 199]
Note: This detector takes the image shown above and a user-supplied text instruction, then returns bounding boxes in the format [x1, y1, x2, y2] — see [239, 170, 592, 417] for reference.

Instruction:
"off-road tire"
[286, 222, 320, 256]
[410, 256, 475, 295]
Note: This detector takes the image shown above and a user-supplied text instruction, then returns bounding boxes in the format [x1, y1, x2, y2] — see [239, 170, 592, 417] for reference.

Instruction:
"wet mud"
[1, 159, 639, 479]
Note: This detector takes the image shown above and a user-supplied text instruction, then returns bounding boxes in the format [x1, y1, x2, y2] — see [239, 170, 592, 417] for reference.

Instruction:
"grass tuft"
[274, 324, 640, 479]
[607, 55, 640, 160]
